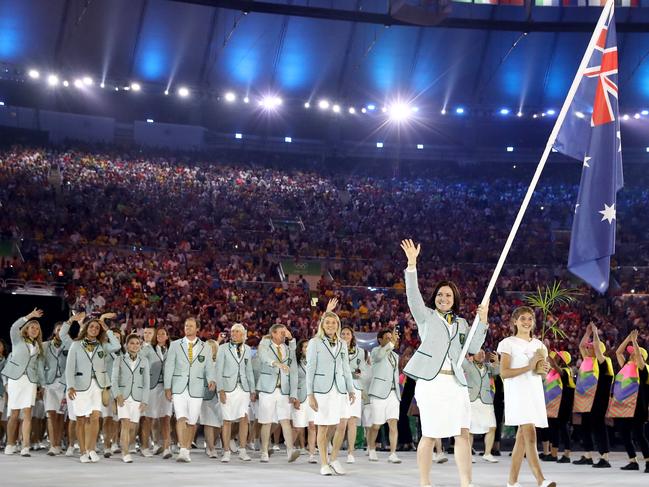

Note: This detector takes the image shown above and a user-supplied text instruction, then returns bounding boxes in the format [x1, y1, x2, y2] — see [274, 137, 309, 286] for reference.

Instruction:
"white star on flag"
[599, 203, 616, 224]
[583, 156, 591, 168]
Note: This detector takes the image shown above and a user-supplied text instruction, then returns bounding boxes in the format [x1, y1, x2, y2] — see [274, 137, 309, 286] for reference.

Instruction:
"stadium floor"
[0, 450, 645, 486]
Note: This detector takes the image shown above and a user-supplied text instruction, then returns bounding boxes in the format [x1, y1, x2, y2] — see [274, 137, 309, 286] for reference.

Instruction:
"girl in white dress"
[497, 306, 555, 487]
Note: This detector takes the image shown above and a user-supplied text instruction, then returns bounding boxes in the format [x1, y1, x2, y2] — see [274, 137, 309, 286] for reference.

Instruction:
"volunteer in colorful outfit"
[542, 350, 575, 463]
[306, 297, 356, 476]
[497, 306, 555, 487]
[400, 239, 488, 487]
[340, 326, 369, 464]
[112, 333, 150, 463]
[163, 317, 217, 463]
[463, 349, 499, 463]
[609, 330, 648, 472]
[572, 323, 613, 468]
[2, 309, 46, 457]
[65, 313, 121, 463]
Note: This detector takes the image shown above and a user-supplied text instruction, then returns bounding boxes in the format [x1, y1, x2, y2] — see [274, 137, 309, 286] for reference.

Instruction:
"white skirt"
[146, 383, 173, 418]
[200, 396, 223, 428]
[361, 403, 373, 428]
[221, 386, 250, 422]
[469, 400, 497, 434]
[342, 387, 362, 419]
[73, 380, 103, 417]
[313, 390, 349, 426]
[291, 399, 316, 428]
[44, 382, 66, 413]
[415, 374, 470, 438]
[117, 397, 143, 423]
[7, 375, 37, 410]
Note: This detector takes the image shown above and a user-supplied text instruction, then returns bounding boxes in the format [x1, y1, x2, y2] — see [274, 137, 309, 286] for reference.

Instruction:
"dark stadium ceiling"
[2, 0, 649, 112]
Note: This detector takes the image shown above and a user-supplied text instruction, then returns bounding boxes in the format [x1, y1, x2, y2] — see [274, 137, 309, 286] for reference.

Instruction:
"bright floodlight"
[417, 144, 424, 150]
[260, 95, 281, 110]
[499, 108, 510, 115]
[622, 114, 630, 121]
[243, 96, 249, 104]
[361, 108, 367, 113]
[318, 100, 330, 110]
[517, 111, 523, 117]
[575, 111, 585, 119]
[348, 107, 355, 114]
[634, 113, 641, 119]
[146, 119, 154, 123]
[389, 103, 412, 122]
[506, 146, 514, 152]
[304, 102, 310, 108]
[83, 76, 93, 86]
[376, 142, 384, 148]
[131, 82, 141, 92]
[332, 104, 341, 113]
[63, 80, 69, 87]
[235, 133, 243, 139]
[546, 109, 556, 115]
[74, 79, 83, 89]
[28, 69, 40, 79]
[645, 147, 649, 152]
[164, 89, 169, 96]
[455, 107, 465, 114]
[285, 137, 292, 143]
[441, 109, 447, 115]
[367, 104, 376, 111]
[224, 92, 236, 102]
[100, 82, 105, 88]
[47, 74, 59, 86]
[178, 86, 190, 98]
[642, 110, 649, 116]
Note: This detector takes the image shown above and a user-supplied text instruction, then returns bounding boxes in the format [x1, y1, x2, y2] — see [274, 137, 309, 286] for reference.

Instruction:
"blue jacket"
[111, 353, 151, 403]
[215, 342, 255, 393]
[64, 331, 121, 391]
[369, 343, 401, 400]
[306, 337, 354, 395]
[256, 337, 298, 397]
[1, 317, 45, 385]
[163, 337, 217, 398]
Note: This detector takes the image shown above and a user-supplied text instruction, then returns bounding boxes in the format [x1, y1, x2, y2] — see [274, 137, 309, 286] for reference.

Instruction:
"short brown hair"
[430, 280, 461, 315]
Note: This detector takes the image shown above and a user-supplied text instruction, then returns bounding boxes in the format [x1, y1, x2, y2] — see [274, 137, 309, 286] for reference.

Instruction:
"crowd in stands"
[0, 145, 648, 360]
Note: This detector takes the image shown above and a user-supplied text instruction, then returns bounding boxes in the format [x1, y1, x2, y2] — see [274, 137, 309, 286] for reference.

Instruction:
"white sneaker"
[247, 442, 256, 451]
[436, 452, 448, 464]
[88, 450, 100, 463]
[388, 453, 402, 464]
[20, 447, 31, 457]
[176, 448, 191, 463]
[206, 448, 218, 459]
[238, 448, 251, 461]
[271, 444, 281, 451]
[347, 454, 355, 464]
[153, 445, 163, 455]
[308, 454, 318, 464]
[288, 449, 300, 463]
[431, 452, 439, 462]
[507, 483, 522, 487]
[141, 448, 153, 458]
[4, 445, 16, 455]
[540, 481, 557, 487]
[65, 446, 75, 457]
[483, 454, 498, 463]
[320, 464, 335, 476]
[330, 459, 346, 475]
[260, 452, 269, 463]
[229, 439, 238, 453]
[80, 453, 91, 463]
[369, 449, 379, 462]
[221, 450, 231, 463]
[472, 456, 476, 464]
[47, 447, 57, 456]
[122, 454, 133, 463]
[111, 443, 121, 454]
[162, 448, 172, 459]
[103, 448, 112, 458]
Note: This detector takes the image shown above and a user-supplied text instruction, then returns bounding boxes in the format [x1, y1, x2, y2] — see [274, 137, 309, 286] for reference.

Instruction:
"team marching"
[0, 240, 646, 487]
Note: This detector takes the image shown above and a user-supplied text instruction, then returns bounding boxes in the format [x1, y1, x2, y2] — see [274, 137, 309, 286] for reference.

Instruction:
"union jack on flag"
[553, 0, 623, 293]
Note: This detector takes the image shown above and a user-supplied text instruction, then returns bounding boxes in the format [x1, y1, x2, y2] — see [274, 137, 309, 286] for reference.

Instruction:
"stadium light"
[284, 136, 292, 143]
[361, 108, 367, 114]
[260, 95, 281, 110]
[417, 144, 424, 150]
[332, 104, 341, 113]
[546, 109, 556, 115]
[642, 110, 649, 116]
[376, 142, 384, 148]
[100, 82, 105, 88]
[455, 107, 465, 115]
[367, 104, 376, 111]
[575, 111, 585, 119]
[304, 102, 311, 109]
[146, 119, 154, 123]
[82, 76, 93, 86]
[516, 111, 523, 117]
[389, 103, 412, 122]
[178, 86, 190, 98]
[164, 89, 169, 96]
[73, 79, 83, 89]
[131, 82, 141, 92]
[28, 69, 40, 79]
[499, 108, 510, 115]
[441, 109, 447, 115]
[348, 107, 356, 114]
[224, 92, 236, 102]
[318, 100, 330, 110]
[243, 96, 250, 104]
[235, 133, 243, 139]
[506, 146, 514, 152]
[634, 113, 641, 119]
[63, 80, 69, 87]
[645, 147, 649, 152]
[622, 114, 630, 121]
[47, 74, 59, 86]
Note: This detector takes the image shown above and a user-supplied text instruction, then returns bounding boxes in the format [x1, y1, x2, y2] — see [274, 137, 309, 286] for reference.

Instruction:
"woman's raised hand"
[400, 239, 421, 267]
[326, 297, 339, 313]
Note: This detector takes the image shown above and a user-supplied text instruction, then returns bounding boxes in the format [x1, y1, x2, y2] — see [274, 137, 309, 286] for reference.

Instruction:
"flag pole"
[455, 0, 615, 370]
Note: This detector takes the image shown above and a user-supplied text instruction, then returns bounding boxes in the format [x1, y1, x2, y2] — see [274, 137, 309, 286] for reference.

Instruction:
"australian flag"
[553, 2, 623, 293]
